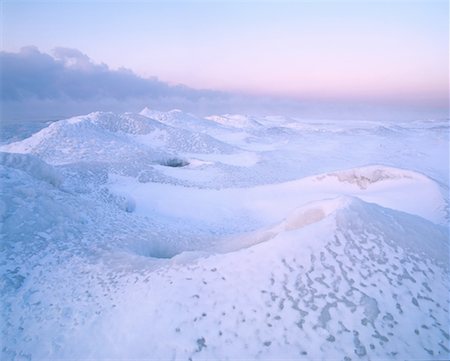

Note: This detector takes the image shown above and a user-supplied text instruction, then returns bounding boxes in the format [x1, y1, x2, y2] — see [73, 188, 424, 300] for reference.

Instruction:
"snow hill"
[141, 107, 226, 131]
[205, 114, 264, 128]
[1, 109, 449, 360]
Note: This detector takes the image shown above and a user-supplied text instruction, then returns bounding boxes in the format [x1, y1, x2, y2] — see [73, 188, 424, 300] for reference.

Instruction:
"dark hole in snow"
[137, 244, 179, 259]
[128, 239, 184, 259]
[160, 158, 189, 167]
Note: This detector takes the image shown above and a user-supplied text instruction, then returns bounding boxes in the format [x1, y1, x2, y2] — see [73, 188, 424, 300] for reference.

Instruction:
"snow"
[205, 114, 263, 128]
[1, 108, 449, 360]
[0, 152, 62, 187]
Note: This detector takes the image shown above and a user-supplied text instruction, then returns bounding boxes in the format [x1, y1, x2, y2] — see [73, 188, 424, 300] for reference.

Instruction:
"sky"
[1, 0, 448, 120]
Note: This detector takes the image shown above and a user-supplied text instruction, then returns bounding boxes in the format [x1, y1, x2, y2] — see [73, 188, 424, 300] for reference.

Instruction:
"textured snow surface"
[1, 109, 449, 360]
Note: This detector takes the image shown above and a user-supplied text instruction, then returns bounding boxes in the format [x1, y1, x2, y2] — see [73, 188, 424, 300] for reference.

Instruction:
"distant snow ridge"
[1, 112, 168, 165]
[205, 114, 298, 139]
[1, 111, 235, 167]
[205, 114, 263, 128]
[83, 111, 167, 135]
[140, 107, 223, 130]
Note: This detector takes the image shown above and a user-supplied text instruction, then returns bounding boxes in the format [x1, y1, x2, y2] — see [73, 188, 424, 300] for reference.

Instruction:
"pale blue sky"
[1, 0, 448, 107]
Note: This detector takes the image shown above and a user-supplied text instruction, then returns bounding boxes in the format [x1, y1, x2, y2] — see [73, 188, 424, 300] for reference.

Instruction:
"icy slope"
[131, 198, 447, 360]
[1, 109, 449, 360]
[2, 194, 448, 359]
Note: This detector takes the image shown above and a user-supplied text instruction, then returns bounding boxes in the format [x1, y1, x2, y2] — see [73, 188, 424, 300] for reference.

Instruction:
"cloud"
[1, 46, 221, 103]
[1, 47, 446, 121]
[52, 47, 96, 70]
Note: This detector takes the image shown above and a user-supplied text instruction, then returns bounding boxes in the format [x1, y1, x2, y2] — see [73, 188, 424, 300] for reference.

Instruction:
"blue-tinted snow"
[1, 110, 449, 360]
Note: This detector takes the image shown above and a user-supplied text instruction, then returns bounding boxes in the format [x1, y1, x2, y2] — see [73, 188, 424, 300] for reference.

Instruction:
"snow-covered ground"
[1, 109, 449, 360]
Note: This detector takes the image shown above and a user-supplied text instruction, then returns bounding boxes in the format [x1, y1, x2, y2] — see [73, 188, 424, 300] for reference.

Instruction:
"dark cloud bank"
[1, 47, 447, 122]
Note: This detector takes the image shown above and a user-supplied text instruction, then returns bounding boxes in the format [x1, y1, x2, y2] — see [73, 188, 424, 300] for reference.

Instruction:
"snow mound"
[0, 112, 171, 165]
[205, 114, 263, 128]
[134, 126, 236, 155]
[76, 111, 167, 135]
[140, 107, 219, 130]
[215, 197, 353, 252]
[306, 165, 447, 224]
[219, 196, 448, 265]
[282, 195, 449, 266]
[0, 111, 235, 169]
[0, 152, 62, 187]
